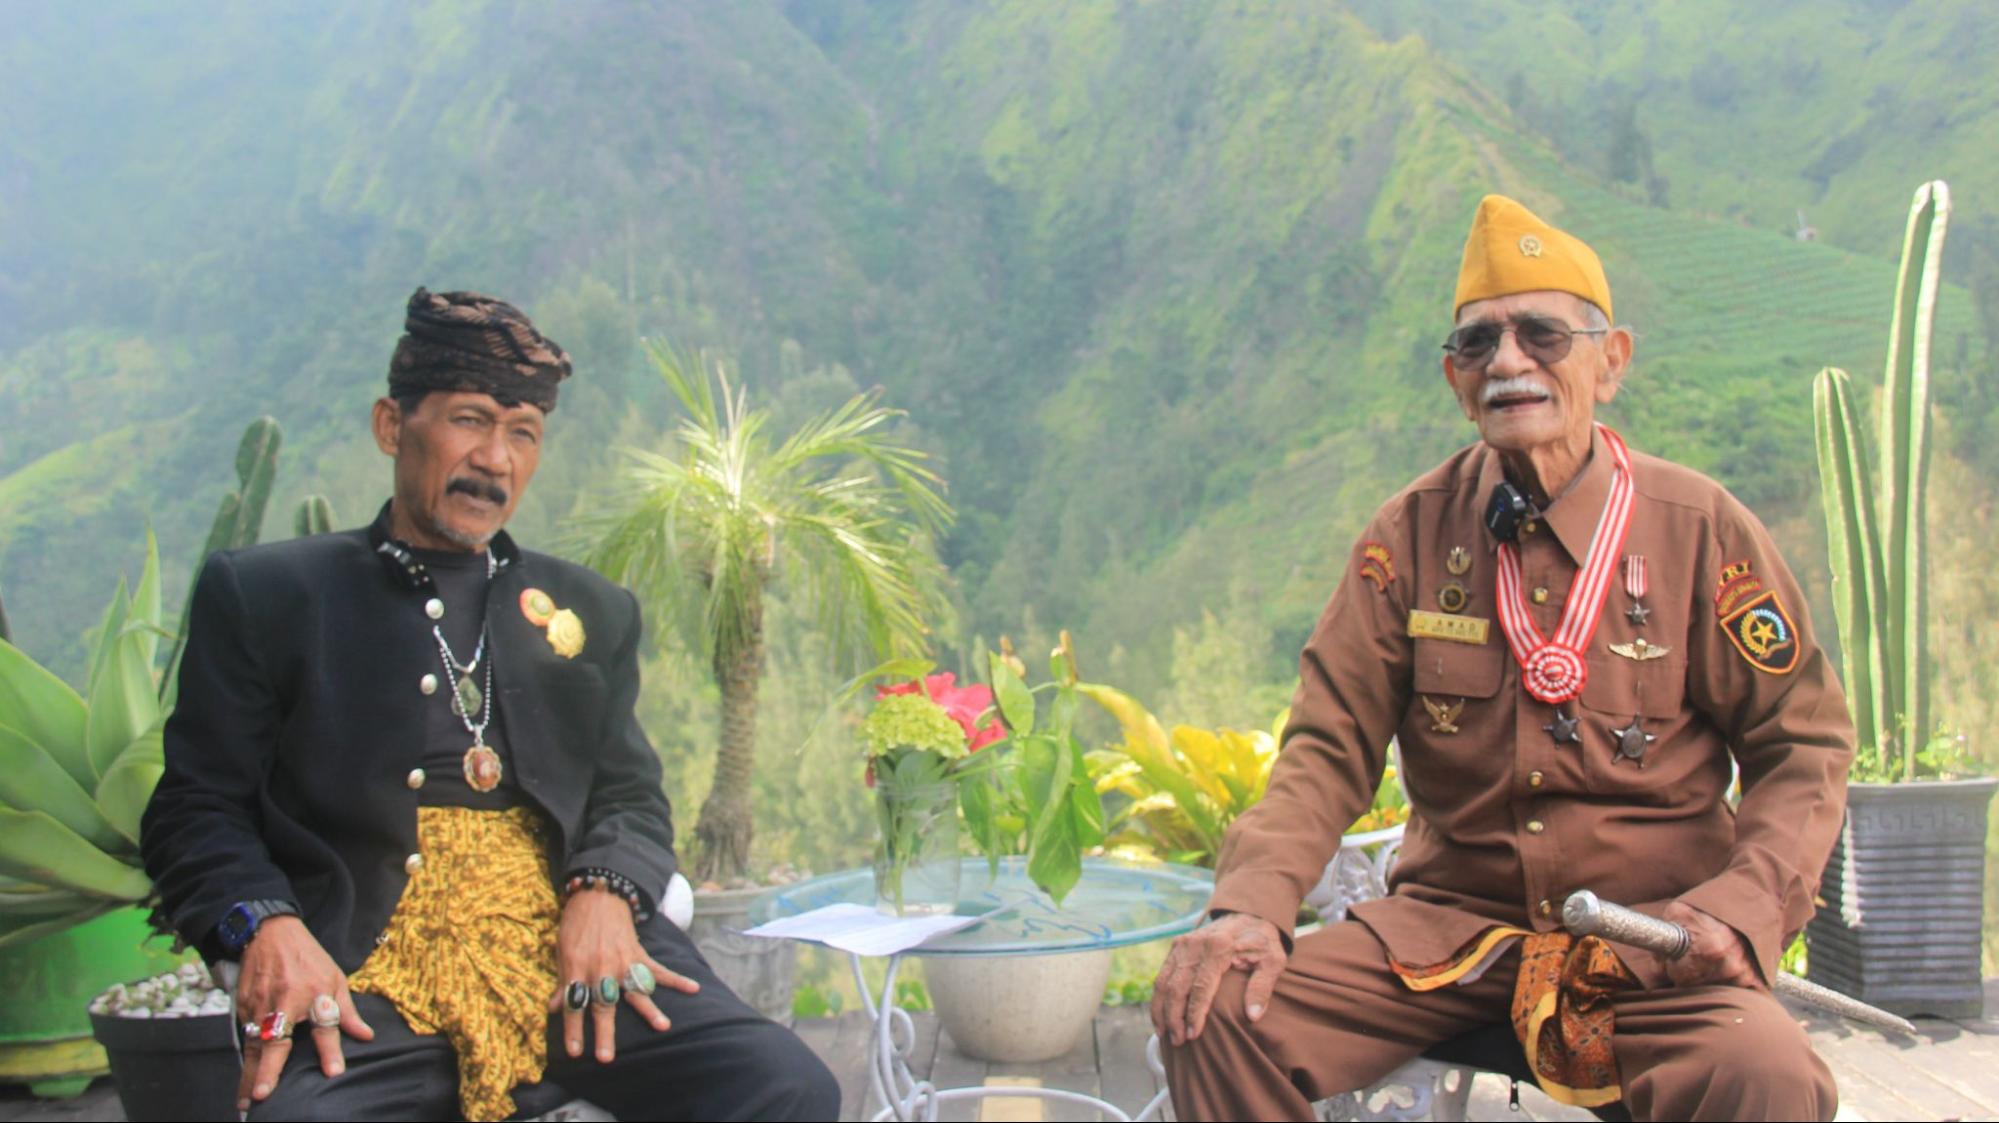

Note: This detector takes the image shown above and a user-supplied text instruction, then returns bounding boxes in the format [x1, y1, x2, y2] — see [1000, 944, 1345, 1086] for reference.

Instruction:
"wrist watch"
[215, 899, 300, 958]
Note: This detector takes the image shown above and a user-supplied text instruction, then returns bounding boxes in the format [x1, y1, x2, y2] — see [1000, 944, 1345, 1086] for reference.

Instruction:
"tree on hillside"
[585, 342, 954, 883]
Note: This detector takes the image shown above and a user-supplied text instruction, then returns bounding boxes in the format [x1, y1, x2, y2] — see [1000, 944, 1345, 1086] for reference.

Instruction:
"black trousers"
[248, 917, 839, 1121]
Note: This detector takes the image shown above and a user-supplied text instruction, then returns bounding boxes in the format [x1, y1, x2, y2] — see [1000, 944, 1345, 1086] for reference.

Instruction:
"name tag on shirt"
[1407, 610, 1490, 645]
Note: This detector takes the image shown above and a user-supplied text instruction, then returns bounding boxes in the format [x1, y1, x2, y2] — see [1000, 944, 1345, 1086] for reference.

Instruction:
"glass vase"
[872, 780, 962, 916]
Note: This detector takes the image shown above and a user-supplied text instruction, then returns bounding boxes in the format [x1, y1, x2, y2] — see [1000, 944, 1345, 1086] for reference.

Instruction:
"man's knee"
[1626, 989, 1836, 1121]
[734, 1021, 841, 1119]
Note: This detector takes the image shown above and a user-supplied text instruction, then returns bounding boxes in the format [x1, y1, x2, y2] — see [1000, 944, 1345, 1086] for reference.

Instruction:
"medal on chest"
[1493, 424, 1636, 705]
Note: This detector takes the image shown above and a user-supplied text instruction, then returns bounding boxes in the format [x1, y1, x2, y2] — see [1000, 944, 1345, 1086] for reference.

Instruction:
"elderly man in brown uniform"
[1153, 196, 1852, 1121]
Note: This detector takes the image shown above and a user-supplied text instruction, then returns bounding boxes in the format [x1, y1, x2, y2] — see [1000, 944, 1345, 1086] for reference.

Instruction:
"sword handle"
[1564, 892, 1920, 1037]
[1561, 890, 1691, 958]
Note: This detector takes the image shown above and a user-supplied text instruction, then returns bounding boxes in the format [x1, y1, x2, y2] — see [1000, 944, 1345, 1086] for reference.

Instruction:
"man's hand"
[234, 917, 374, 1111]
[1661, 901, 1762, 989]
[1150, 912, 1288, 1047]
[547, 889, 700, 1062]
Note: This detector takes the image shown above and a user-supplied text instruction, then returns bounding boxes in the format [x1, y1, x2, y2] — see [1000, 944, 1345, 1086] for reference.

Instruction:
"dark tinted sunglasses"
[1442, 316, 1607, 370]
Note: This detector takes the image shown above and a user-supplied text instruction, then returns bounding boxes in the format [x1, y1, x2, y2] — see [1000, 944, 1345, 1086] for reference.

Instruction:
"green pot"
[0, 907, 189, 1098]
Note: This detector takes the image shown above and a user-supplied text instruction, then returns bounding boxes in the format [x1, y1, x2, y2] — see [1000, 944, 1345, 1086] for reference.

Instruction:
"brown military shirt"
[1210, 430, 1855, 987]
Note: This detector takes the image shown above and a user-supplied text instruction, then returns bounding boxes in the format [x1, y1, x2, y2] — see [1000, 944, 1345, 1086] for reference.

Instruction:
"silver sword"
[1561, 890, 1917, 1037]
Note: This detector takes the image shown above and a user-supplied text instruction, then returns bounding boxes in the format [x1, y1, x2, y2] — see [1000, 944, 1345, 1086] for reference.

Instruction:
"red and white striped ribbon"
[1624, 554, 1647, 600]
[1493, 424, 1635, 704]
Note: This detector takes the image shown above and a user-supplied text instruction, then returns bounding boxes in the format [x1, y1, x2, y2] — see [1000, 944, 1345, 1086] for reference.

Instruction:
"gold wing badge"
[1421, 695, 1464, 734]
[1609, 638, 1671, 662]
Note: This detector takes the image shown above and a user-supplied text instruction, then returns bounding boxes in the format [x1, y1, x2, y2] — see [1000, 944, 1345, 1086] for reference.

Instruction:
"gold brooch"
[1422, 696, 1464, 734]
[545, 608, 586, 659]
[1518, 234, 1543, 258]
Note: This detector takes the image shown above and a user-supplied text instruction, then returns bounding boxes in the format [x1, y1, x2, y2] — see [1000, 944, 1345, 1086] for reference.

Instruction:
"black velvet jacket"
[141, 505, 676, 969]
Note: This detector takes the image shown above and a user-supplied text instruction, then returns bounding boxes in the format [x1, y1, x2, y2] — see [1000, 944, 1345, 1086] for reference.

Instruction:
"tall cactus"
[1812, 181, 1951, 780]
[294, 495, 336, 538]
[161, 417, 283, 700]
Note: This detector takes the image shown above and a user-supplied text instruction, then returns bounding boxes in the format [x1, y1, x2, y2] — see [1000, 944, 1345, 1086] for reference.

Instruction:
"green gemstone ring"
[623, 963, 657, 996]
[594, 975, 622, 1006]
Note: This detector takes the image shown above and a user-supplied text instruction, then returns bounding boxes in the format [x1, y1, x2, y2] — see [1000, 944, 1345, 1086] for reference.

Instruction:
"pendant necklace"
[1493, 424, 1635, 705]
[429, 551, 503, 792]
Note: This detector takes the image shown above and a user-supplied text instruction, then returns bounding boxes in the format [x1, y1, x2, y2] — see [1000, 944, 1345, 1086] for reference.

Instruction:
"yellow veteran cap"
[1454, 195, 1612, 320]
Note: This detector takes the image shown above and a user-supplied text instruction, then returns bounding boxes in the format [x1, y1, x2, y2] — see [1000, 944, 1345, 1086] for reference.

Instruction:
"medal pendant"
[455, 674, 483, 716]
[463, 742, 504, 792]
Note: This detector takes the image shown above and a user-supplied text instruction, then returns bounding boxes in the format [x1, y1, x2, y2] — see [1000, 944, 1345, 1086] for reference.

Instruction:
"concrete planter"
[1806, 777, 1998, 1018]
[688, 886, 796, 1022]
[925, 949, 1113, 1063]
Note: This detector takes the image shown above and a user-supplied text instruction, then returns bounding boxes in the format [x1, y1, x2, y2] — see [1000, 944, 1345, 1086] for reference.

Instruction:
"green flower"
[861, 694, 967, 759]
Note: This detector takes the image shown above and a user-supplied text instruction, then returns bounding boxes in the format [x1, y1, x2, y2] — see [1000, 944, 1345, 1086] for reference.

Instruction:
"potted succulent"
[1808, 179, 1995, 1018]
[0, 420, 327, 1110]
[0, 534, 238, 1110]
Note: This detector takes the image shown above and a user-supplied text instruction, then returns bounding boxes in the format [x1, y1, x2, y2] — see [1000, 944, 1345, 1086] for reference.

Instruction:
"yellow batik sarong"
[350, 806, 560, 1122]
[1391, 927, 1640, 1108]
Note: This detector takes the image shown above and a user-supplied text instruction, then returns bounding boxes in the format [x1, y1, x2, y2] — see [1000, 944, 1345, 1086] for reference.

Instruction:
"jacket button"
[425, 598, 445, 620]
[405, 853, 423, 874]
[1531, 587, 1550, 604]
[1526, 819, 1545, 835]
[406, 768, 426, 790]
[1523, 520, 1539, 536]
[1528, 770, 1544, 788]
[420, 674, 438, 695]
[375, 932, 389, 947]
[1538, 899, 1553, 917]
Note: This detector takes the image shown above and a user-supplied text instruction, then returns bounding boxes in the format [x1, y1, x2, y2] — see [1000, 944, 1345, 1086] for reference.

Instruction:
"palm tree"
[585, 341, 953, 883]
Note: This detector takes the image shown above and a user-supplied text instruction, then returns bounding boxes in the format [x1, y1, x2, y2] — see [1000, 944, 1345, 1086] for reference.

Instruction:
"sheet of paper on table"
[741, 902, 985, 957]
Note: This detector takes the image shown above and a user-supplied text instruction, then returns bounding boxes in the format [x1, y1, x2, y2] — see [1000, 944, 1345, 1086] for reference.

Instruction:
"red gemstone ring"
[257, 1010, 292, 1041]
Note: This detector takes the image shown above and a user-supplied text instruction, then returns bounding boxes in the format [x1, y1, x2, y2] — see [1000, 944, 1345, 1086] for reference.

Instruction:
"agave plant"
[1813, 180, 1950, 781]
[0, 534, 166, 948]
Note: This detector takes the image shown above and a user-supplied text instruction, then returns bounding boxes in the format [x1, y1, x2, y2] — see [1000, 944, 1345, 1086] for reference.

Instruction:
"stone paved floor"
[5, 981, 1996, 1121]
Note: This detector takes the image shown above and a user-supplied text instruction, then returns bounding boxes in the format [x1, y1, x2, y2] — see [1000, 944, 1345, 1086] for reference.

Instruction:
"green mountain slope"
[2, 0, 1989, 704]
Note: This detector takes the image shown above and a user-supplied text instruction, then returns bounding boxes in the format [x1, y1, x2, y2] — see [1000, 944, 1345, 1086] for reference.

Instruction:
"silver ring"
[309, 994, 341, 1029]
[243, 1021, 260, 1039]
[622, 963, 657, 996]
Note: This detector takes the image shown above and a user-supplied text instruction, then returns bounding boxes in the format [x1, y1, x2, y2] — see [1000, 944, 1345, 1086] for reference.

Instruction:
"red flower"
[877, 672, 1006, 754]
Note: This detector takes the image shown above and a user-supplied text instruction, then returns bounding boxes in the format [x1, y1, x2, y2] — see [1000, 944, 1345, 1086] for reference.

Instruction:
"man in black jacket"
[142, 289, 838, 1121]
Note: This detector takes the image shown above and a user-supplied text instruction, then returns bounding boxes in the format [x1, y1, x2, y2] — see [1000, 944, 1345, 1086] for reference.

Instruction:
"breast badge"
[1422, 696, 1464, 735]
[522, 588, 586, 659]
[1608, 638, 1670, 662]
[1719, 589, 1799, 674]
[1437, 580, 1470, 613]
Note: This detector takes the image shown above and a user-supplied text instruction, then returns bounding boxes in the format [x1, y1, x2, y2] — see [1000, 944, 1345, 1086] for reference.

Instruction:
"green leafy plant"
[951, 633, 1109, 905]
[1082, 690, 1408, 867]
[584, 341, 953, 883]
[861, 672, 1005, 913]
[0, 535, 166, 947]
[1813, 180, 1959, 781]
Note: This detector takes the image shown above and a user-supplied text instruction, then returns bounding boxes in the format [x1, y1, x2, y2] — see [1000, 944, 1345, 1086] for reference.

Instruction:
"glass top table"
[750, 855, 1215, 956]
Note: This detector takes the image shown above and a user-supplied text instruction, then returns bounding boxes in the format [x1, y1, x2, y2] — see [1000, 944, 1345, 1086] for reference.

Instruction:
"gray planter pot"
[1805, 777, 1997, 1018]
[687, 886, 796, 1022]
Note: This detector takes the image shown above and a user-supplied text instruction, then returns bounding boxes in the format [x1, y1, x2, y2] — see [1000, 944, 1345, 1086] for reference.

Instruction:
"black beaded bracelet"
[563, 867, 653, 923]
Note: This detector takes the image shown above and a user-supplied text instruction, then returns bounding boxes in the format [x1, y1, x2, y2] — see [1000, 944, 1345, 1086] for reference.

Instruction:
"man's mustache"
[447, 477, 508, 505]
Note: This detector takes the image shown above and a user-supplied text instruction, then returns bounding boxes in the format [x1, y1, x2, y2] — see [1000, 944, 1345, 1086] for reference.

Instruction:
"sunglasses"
[1442, 316, 1607, 370]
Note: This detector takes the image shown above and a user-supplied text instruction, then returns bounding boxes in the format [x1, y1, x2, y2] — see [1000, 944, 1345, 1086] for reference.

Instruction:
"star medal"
[1494, 424, 1636, 704]
[463, 740, 504, 793]
[1609, 718, 1654, 766]
[1624, 554, 1650, 626]
[1543, 708, 1580, 745]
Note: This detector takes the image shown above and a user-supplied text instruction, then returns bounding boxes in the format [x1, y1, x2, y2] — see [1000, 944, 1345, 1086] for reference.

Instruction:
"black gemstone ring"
[565, 980, 590, 1012]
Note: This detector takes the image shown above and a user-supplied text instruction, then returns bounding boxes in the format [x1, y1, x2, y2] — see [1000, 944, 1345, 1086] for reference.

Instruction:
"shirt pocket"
[1577, 652, 1689, 799]
[1412, 638, 1507, 699]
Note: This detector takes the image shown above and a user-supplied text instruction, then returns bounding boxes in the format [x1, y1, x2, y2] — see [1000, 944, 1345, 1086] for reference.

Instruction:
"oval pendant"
[463, 743, 504, 792]
[455, 674, 483, 716]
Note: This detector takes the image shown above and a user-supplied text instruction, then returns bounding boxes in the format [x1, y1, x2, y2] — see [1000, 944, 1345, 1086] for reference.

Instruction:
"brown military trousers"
[1162, 921, 1835, 1122]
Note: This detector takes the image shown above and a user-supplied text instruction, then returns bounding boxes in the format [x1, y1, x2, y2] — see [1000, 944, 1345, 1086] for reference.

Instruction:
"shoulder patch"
[1718, 589, 1800, 674]
[1718, 559, 1754, 589]
[1360, 542, 1396, 592]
